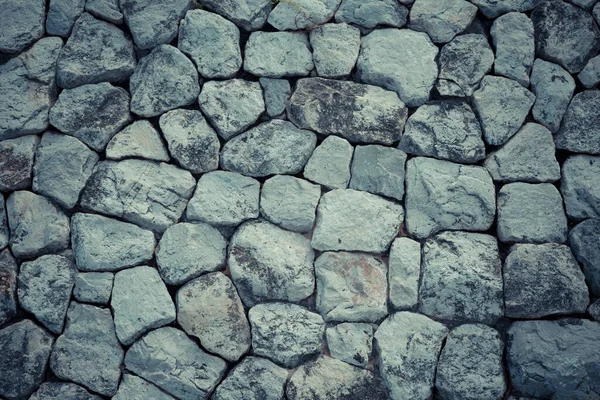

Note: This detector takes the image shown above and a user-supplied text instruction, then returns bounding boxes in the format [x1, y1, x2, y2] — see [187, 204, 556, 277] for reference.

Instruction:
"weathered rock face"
[303, 136, 353, 190]
[249, 302, 325, 368]
[113, 374, 175, 400]
[507, 319, 600, 399]
[312, 189, 404, 253]
[46, 0, 85, 37]
[0, 135, 39, 192]
[0, 0, 46, 53]
[556, 90, 600, 155]
[389, 238, 420, 310]
[50, 302, 124, 397]
[56, 13, 136, 88]
[85, 0, 123, 24]
[244, 32, 313, 78]
[375, 312, 448, 400]
[30, 382, 103, 400]
[469, 0, 542, 18]
[0, 250, 18, 325]
[326, 323, 373, 367]
[268, 0, 340, 30]
[570, 218, 600, 297]
[491, 12, 534, 86]
[177, 272, 251, 361]
[125, 327, 227, 400]
[310, 23, 360, 78]
[0, 319, 54, 400]
[198, 0, 272, 31]
[213, 356, 288, 400]
[350, 145, 406, 201]
[228, 220, 315, 306]
[409, 0, 477, 44]
[105, 121, 170, 161]
[79, 159, 196, 232]
[561, 155, 600, 220]
[335, 0, 408, 29]
[73, 272, 114, 305]
[289, 78, 407, 145]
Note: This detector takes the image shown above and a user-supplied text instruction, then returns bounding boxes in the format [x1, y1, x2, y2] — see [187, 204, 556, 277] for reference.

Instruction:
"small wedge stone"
[0, 135, 39, 192]
[260, 78, 291, 118]
[388, 237, 420, 310]
[105, 121, 170, 161]
[46, 0, 85, 37]
[303, 136, 353, 189]
[579, 54, 600, 88]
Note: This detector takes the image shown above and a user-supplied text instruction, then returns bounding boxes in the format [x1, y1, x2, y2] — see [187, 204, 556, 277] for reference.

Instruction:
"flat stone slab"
[350, 145, 407, 201]
[555, 90, 600, 154]
[561, 155, 600, 220]
[213, 356, 287, 400]
[570, 218, 600, 297]
[73, 272, 114, 305]
[106, 121, 170, 162]
[244, 32, 313, 78]
[0, 135, 39, 192]
[326, 323, 373, 368]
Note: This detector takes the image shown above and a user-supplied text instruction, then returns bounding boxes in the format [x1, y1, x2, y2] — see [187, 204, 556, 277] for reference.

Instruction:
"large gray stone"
[472, 75, 535, 146]
[198, 0, 272, 31]
[106, 120, 169, 161]
[504, 243, 589, 318]
[213, 356, 287, 400]
[312, 189, 404, 253]
[259, 78, 291, 117]
[18, 255, 76, 334]
[561, 155, 600, 220]
[177, 272, 250, 361]
[532, 0, 600, 73]
[497, 182, 568, 243]
[530, 59, 575, 133]
[80, 159, 195, 232]
[357, 28, 438, 107]
[0, 135, 39, 192]
[0, 37, 62, 140]
[50, 302, 124, 397]
[491, 12, 535, 86]
[73, 272, 113, 305]
[409, 0, 477, 43]
[244, 32, 313, 78]
[399, 101, 485, 163]
[159, 109, 220, 174]
[507, 319, 600, 399]
[375, 312, 448, 400]
[570, 218, 600, 296]
[579, 54, 600, 88]
[0, 320, 54, 400]
[129, 45, 199, 118]
[113, 374, 175, 400]
[178, 9, 241, 79]
[0, 197, 6, 250]
[71, 213, 156, 272]
[484, 123, 561, 183]
[0, 250, 17, 325]
[310, 23, 360, 78]
[469, 0, 542, 17]
[326, 323, 372, 368]
[249, 302, 325, 368]
[555, 90, 600, 154]
[404, 157, 495, 239]
[49, 82, 131, 151]
[30, 382, 103, 400]
[288, 77, 408, 145]
[229, 220, 315, 306]
[198, 79, 265, 140]
[85, 0, 123, 24]
[6, 191, 70, 258]
[268, 0, 340, 30]
[436, 324, 506, 400]
[220, 120, 316, 177]
[303, 136, 353, 190]
[0, 0, 46, 53]
[32, 132, 99, 209]
[56, 13, 135, 89]
[388, 237, 420, 310]
[125, 327, 227, 400]
[46, 0, 85, 37]
[335, 0, 408, 29]
[111, 266, 176, 346]
[121, 0, 193, 49]
[349, 145, 406, 201]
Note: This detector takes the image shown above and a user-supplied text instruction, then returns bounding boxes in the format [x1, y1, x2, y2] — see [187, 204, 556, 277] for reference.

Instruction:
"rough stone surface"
[56, 13, 136, 88]
[350, 145, 406, 200]
[388, 238, 420, 310]
[220, 120, 316, 177]
[556, 90, 600, 154]
[50, 302, 124, 397]
[310, 23, 360, 78]
[303, 136, 353, 189]
[0, 197, 6, 250]
[561, 155, 600, 220]
[0, 0, 46, 53]
[198, 0, 272, 31]
[530, 59, 575, 133]
[507, 319, 600, 399]
[32, 132, 99, 209]
[589, 299, 600, 321]
[80, 159, 196, 232]
[532, 0, 600, 73]
[0, 250, 17, 325]
[244, 32, 313, 78]
[0, 135, 39, 192]
[49, 82, 131, 151]
[249, 302, 325, 368]
[198, 79, 265, 140]
[409, 0, 477, 43]
[436, 324, 506, 400]
[46, 0, 85, 37]
[177, 272, 251, 361]
[326, 323, 373, 367]
[85, 0, 122, 24]
[159, 109, 220, 174]
[129, 45, 199, 118]
[375, 312, 448, 400]
[497, 182, 568, 243]
[229, 220, 315, 307]
[579, 54, 600, 88]
[491, 12, 535, 86]
[213, 356, 287, 400]
[6, 191, 70, 258]
[570, 218, 600, 296]
[312, 189, 404, 253]
[405, 157, 495, 239]
[260, 78, 291, 118]
[357, 28, 438, 107]
[335, 0, 408, 29]
[178, 10, 241, 79]
[288, 77, 408, 145]
[121, 0, 193, 49]
[125, 327, 227, 400]
[399, 101, 485, 163]
[438, 34, 494, 96]
[315, 252, 387, 322]
[73, 272, 113, 305]
[260, 175, 320, 233]
[186, 171, 259, 227]
[0, 319, 54, 400]
[472, 75, 535, 146]
[30, 382, 103, 400]
[105, 120, 170, 161]
[504, 243, 589, 318]
[268, 0, 340, 30]
[113, 374, 175, 400]
[157, 222, 226, 285]
[469, 0, 542, 18]
[18, 255, 76, 334]
[484, 123, 561, 183]
[111, 266, 176, 346]
[71, 213, 156, 272]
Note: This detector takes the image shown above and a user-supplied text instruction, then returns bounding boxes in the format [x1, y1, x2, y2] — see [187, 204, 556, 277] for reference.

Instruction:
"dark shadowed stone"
[0, 0, 46, 53]
[46, 0, 85, 37]
[0, 320, 54, 400]
[85, 0, 123, 24]
[326, 323, 373, 368]
[409, 0, 477, 43]
[0, 250, 17, 325]
[268, 0, 341, 31]
[0, 135, 39, 192]
[288, 78, 408, 145]
[589, 299, 600, 321]
[350, 145, 406, 201]
[0, 197, 6, 250]
[30, 382, 102, 400]
[389, 237, 420, 310]
[555, 90, 600, 154]
[310, 23, 361, 78]
[113, 374, 175, 400]
[259, 78, 291, 118]
[213, 356, 287, 400]
[491, 12, 535, 86]
[198, 0, 272, 31]
[303, 136, 353, 190]
[49, 82, 131, 151]
[244, 32, 313, 78]
[73, 272, 113, 305]
[570, 218, 600, 296]
[469, 0, 542, 17]
[335, 0, 408, 29]
[105, 121, 169, 161]
[561, 155, 600, 220]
